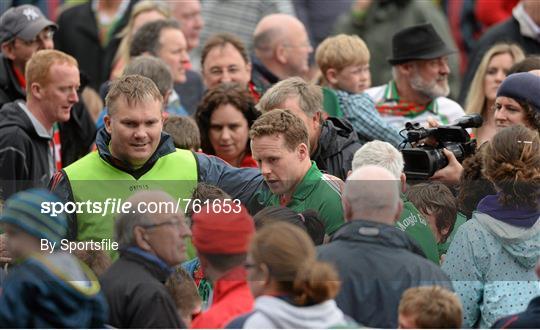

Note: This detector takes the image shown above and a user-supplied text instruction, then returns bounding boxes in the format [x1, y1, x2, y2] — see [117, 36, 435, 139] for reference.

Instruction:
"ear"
[103, 114, 113, 134]
[297, 142, 309, 161]
[400, 173, 407, 193]
[440, 225, 450, 238]
[347, 169, 352, 178]
[29, 82, 43, 100]
[133, 226, 152, 251]
[259, 263, 271, 284]
[311, 111, 322, 129]
[398, 62, 414, 77]
[326, 68, 339, 86]
[275, 43, 288, 64]
[1, 42, 16, 61]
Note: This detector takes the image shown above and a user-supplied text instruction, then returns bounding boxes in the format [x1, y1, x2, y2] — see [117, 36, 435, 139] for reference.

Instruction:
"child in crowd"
[0, 189, 107, 327]
[166, 267, 202, 327]
[253, 206, 326, 245]
[406, 182, 466, 260]
[163, 115, 201, 151]
[182, 183, 233, 311]
[316, 34, 403, 147]
[398, 286, 462, 328]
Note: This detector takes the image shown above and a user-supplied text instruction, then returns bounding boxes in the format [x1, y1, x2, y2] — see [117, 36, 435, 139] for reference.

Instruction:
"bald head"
[253, 14, 312, 78]
[343, 166, 402, 224]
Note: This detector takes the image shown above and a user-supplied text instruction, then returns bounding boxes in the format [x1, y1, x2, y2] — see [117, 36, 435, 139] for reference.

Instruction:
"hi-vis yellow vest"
[63, 149, 198, 248]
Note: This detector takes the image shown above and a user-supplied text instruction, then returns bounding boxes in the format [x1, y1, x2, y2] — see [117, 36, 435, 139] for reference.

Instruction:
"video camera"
[399, 114, 483, 180]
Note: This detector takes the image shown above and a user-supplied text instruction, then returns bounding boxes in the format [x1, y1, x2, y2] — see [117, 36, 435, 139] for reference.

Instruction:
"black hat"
[0, 5, 57, 44]
[387, 23, 455, 65]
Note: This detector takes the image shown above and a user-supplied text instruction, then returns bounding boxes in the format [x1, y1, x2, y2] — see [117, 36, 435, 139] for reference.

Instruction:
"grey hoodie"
[229, 296, 356, 329]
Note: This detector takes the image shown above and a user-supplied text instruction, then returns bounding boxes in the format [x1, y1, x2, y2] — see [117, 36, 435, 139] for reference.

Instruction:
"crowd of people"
[0, 0, 539, 328]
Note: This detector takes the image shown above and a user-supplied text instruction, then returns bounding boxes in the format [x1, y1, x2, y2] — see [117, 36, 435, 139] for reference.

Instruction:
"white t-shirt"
[365, 83, 465, 130]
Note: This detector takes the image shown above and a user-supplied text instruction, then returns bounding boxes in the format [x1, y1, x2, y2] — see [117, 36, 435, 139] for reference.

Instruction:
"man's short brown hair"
[405, 182, 457, 243]
[25, 49, 78, 93]
[106, 74, 163, 116]
[399, 286, 462, 328]
[257, 77, 323, 118]
[249, 109, 309, 151]
[201, 33, 249, 68]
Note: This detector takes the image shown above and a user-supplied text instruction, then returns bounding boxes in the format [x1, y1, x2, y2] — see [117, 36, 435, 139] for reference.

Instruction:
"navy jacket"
[317, 220, 452, 328]
[492, 296, 540, 329]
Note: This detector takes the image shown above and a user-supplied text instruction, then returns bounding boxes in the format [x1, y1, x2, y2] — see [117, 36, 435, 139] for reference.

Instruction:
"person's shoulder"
[365, 84, 387, 102]
[479, 17, 520, 42]
[58, 2, 90, 18]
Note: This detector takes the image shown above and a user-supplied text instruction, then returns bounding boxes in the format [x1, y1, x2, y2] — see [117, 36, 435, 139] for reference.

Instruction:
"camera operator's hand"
[415, 116, 440, 147]
[427, 116, 440, 129]
[430, 149, 463, 186]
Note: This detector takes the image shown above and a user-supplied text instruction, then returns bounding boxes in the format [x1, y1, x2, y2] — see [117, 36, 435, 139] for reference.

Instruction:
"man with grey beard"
[364, 23, 465, 131]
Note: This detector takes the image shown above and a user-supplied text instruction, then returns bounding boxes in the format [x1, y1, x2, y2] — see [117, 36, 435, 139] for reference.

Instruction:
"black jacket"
[459, 17, 540, 104]
[0, 55, 96, 167]
[99, 249, 185, 328]
[312, 117, 362, 180]
[0, 55, 25, 107]
[54, 1, 136, 90]
[173, 69, 205, 116]
[0, 101, 51, 199]
[317, 220, 452, 328]
[491, 296, 540, 329]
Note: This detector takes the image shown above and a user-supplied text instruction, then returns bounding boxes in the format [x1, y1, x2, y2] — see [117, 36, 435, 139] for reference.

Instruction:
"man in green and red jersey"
[250, 109, 344, 235]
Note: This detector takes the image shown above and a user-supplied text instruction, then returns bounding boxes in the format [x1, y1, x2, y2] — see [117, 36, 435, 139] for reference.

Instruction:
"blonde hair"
[464, 43, 524, 117]
[112, 0, 170, 74]
[399, 286, 462, 328]
[250, 222, 340, 306]
[315, 34, 370, 83]
[26, 49, 78, 97]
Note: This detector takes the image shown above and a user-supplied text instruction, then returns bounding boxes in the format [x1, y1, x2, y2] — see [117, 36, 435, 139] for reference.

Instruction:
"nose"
[495, 70, 506, 83]
[220, 127, 232, 141]
[221, 70, 231, 83]
[181, 51, 190, 64]
[440, 61, 450, 75]
[260, 161, 271, 176]
[195, 16, 204, 29]
[133, 126, 147, 139]
[494, 107, 505, 122]
[69, 88, 79, 103]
